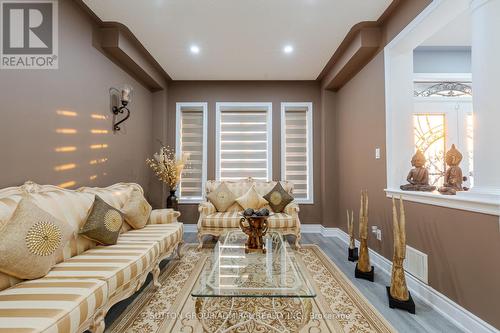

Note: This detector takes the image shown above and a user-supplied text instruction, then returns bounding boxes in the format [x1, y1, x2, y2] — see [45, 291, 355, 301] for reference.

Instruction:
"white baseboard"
[331, 227, 498, 333]
[183, 223, 498, 333]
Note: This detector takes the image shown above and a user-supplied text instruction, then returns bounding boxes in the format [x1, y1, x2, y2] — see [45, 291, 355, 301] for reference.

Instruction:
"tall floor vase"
[166, 190, 178, 211]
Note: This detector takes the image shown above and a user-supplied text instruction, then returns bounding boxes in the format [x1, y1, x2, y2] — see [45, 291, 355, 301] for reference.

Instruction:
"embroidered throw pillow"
[207, 182, 237, 212]
[236, 185, 268, 211]
[263, 182, 294, 213]
[79, 195, 124, 245]
[0, 198, 73, 280]
[122, 189, 152, 229]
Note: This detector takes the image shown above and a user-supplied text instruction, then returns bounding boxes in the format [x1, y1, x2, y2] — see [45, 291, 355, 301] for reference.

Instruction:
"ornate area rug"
[107, 245, 395, 333]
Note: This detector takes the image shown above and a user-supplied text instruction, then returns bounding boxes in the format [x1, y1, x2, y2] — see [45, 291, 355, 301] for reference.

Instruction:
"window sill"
[294, 199, 314, 205]
[385, 189, 500, 216]
[179, 198, 203, 205]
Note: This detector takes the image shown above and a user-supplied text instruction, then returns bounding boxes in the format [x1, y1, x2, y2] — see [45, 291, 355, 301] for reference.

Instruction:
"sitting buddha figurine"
[439, 144, 467, 195]
[400, 150, 436, 192]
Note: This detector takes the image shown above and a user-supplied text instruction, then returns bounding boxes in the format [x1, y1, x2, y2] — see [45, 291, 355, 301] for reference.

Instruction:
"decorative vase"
[166, 189, 178, 211]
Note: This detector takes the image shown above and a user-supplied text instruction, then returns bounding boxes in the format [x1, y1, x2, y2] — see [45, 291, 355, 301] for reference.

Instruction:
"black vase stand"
[386, 286, 416, 314]
[355, 264, 374, 282]
[348, 247, 358, 262]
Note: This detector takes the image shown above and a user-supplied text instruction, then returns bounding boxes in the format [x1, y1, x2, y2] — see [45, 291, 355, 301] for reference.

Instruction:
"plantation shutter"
[219, 110, 269, 180]
[284, 107, 309, 199]
[179, 108, 204, 199]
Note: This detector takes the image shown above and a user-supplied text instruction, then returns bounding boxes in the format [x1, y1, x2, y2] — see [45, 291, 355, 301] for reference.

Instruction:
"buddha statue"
[439, 144, 467, 195]
[400, 150, 436, 192]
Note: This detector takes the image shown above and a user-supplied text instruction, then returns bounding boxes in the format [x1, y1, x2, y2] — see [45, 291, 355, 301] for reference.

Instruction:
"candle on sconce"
[111, 84, 133, 132]
[121, 84, 133, 104]
[121, 87, 131, 103]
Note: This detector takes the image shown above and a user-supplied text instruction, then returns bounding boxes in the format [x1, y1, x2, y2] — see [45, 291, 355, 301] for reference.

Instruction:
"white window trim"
[384, 0, 500, 216]
[215, 102, 273, 181]
[281, 102, 314, 204]
[175, 102, 208, 204]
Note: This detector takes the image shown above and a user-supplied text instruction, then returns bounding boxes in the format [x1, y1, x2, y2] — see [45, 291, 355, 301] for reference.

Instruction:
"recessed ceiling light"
[283, 45, 294, 54]
[190, 45, 200, 54]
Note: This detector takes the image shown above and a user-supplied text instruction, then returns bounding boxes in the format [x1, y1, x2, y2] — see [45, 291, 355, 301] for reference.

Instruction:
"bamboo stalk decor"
[347, 209, 358, 262]
[357, 190, 371, 272]
[354, 190, 374, 281]
[390, 196, 409, 301]
[347, 210, 355, 250]
[386, 196, 415, 314]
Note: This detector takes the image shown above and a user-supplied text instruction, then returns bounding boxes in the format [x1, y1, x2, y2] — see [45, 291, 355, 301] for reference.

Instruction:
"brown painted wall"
[165, 81, 322, 224]
[0, 0, 156, 196]
[333, 52, 500, 329]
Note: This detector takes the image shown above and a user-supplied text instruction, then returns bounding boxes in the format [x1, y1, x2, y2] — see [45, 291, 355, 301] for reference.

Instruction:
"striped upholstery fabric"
[200, 179, 297, 230]
[0, 278, 107, 333]
[118, 223, 184, 253]
[0, 181, 184, 333]
[77, 183, 139, 210]
[0, 182, 159, 292]
[205, 178, 294, 213]
[45, 242, 158, 297]
[206, 179, 293, 197]
[202, 212, 295, 228]
[149, 209, 180, 225]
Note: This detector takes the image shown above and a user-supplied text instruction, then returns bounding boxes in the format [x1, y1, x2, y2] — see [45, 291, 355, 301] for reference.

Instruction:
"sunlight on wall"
[54, 163, 77, 171]
[90, 129, 109, 134]
[58, 181, 76, 188]
[56, 110, 77, 117]
[90, 144, 108, 149]
[91, 114, 106, 120]
[56, 128, 77, 134]
[89, 158, 108, 165]
[55, 146, 77, 152]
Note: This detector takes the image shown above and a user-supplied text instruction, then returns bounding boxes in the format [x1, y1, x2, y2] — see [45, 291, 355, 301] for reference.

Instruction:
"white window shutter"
[282, 103, 313, 202]
[177, 103, 207, 201]
[220, 111, 269, 180]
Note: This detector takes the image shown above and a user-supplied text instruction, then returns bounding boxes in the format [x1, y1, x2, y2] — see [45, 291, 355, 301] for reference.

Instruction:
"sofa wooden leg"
[152, 263, 161, 288]
[177, 240, 184, 258]
[197, 234, 204, 250]
[89, 310, 105, 333]
[295, 234, 302, 249]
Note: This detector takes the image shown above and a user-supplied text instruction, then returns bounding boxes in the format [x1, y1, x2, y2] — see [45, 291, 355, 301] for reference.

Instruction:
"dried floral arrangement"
[146, 145, 189, 190]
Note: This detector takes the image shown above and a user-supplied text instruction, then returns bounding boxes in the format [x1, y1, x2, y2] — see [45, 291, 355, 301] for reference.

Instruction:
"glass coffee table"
[192, 230, 316, 298]
[191, 230, 316, 332]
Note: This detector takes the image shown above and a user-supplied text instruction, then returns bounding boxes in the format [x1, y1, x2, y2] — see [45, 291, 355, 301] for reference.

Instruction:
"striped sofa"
[197, 178, 301, 249]
[0, 181, 183, 333]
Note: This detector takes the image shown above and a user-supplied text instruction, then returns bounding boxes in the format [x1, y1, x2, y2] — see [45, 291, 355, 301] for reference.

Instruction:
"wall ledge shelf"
[385, 188, 500, 216]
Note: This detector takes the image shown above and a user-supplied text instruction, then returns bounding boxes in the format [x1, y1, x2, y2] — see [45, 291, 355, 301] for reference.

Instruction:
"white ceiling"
[83, 0, 392, 80]
[421, 11, 471, 47]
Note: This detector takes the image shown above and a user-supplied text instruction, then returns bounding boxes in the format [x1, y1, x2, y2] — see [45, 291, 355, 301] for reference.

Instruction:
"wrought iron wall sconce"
[110, 85, 133, 132]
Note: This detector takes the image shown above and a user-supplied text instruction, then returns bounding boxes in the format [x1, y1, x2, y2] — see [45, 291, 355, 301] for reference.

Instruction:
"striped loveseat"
[0, 181, 183, 333]
[197, 178, 301, 249]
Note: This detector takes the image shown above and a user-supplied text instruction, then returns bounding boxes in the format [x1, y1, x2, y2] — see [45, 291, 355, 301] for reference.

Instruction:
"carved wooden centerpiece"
[239, 208, 272, 253]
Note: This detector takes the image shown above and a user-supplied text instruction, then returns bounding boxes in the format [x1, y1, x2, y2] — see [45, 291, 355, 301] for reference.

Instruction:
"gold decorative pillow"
[236, 185, 268, 210]
[0, 198, 73, 280]
[263, 182, 294, 213]
[79, 195, 124, 245]
[207, 182, 237, 212]
[122, 189, 152, 229]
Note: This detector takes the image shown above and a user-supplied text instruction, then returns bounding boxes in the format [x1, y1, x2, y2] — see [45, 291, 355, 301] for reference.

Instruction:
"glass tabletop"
[191, 230, 316, 298]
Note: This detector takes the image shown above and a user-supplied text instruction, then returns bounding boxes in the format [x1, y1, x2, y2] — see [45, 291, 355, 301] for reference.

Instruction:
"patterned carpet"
[108, 245, 395, 333]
